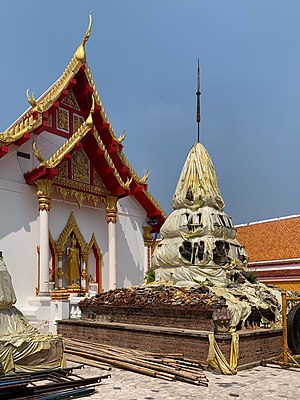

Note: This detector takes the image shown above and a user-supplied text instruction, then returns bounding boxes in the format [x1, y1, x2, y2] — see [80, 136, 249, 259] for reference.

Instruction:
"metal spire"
[196, 59, 201, 143]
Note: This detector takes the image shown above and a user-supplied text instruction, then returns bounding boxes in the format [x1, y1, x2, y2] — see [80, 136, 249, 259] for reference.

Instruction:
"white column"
[39, 209, 50, 295]
[36, 179, 53, 297]
[108, 222, 117, 290]
[105, 196, 118, 290]
[81, 261, 87, 291]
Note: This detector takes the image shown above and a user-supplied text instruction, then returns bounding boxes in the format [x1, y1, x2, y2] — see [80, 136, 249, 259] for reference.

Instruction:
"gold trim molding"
[56, 212, 88, 256]
[88, 233, 102, 290]
[36, 179, 53, 211]
[105, 195, 118, 224]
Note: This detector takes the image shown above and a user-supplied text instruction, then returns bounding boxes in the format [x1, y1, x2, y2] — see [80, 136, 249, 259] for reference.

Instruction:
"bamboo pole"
[63, 339, 208, 386]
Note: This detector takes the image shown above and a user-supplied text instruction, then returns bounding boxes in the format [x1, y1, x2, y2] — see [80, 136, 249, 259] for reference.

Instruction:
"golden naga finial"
[86, 95, 95, 127]
[33, 142, 46, 165]
[117, 130, 126, 144]
[26, 89, 37, 108]
[139, 169, 150, 184]
[75, 11, 92, 63]
[123, 177, 133, 190]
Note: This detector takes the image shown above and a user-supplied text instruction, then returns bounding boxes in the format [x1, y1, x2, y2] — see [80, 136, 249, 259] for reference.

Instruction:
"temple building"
[236, 215, 300, 292]
[0, 15, 166, 328]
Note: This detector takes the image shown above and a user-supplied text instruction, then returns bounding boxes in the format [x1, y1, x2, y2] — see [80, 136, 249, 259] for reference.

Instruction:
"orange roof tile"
[236, 216, 300, 262]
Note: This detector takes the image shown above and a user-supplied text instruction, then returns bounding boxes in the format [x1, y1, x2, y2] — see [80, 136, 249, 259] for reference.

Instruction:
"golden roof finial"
[139, 169, 150, 184]
[86, 95, 95, 127]
[26, 89, 37, 108]
[124, 177, 133, 190]
[75, 11, 92, 63]
[117, 129, 126, 144]
[33, 142, 46, 165]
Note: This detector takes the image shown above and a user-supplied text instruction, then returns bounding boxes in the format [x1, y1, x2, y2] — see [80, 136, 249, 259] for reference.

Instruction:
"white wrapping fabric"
[152, 142, 248, 286]
[172, 143, 225, 211]
[149, 142, 284, 330]
[0, 258, 17, 308]
[0, 257, 64, 373]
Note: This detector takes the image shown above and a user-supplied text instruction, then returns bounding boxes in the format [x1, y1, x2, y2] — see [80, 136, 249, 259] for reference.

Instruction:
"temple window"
[56, 108, 69, 133]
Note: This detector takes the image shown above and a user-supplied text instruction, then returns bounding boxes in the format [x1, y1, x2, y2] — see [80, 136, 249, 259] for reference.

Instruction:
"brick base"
[57, 319, 283, 369]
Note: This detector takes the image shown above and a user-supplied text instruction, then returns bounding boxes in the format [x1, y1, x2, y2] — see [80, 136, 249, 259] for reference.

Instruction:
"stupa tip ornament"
[152, 141, 248, 287]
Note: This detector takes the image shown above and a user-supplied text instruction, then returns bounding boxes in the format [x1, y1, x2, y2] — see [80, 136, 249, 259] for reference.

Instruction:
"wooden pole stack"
[63, 338, 208, 386]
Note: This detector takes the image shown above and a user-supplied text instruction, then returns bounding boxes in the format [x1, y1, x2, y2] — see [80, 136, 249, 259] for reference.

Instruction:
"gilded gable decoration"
[48, 114, 53, 128]
[74, 114, 85, 132]
[94, 170, 108, 191]
[57, 108, 69, 132]
[57, 160, 69, 179]
[56, 212, 88, 255]
[62, 90, 80, 110]
[88, 233, 102, 291]
[72, 149, 90, 184]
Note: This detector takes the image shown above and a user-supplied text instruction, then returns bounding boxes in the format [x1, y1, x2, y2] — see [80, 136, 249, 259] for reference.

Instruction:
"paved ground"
[70, 362, 300, 399]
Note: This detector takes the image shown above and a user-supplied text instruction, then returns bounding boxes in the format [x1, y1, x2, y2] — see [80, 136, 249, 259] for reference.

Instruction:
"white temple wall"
[117, 196, 147, 287]
[0, 179, 39, 307]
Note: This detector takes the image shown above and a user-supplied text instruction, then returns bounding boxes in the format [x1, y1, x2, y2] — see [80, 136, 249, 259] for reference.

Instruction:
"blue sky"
[1, 1, 300, 225]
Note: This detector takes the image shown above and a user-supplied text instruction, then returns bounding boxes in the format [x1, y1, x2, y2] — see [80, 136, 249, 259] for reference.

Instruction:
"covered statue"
[0, 254, 64, 373]
[152, 142, 248, 287]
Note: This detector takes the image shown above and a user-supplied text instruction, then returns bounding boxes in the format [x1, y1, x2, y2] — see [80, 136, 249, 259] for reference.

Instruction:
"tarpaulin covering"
[0, 257, 64, 373]
[151, 142, 284, 331]
[153, 144, 248, 286]
[207, 333, 239, 375]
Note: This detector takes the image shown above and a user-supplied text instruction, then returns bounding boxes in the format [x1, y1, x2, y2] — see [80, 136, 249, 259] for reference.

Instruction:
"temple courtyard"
[69, 361, 299, 399]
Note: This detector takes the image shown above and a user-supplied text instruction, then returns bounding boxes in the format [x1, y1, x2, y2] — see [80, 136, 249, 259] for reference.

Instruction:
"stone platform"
[57, 316, 283, 369]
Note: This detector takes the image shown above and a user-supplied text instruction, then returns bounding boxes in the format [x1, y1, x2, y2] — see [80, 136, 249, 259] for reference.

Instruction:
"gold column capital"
[105, 195, 118, 224]
[143, 225, 153, 246]
[36, 179, 53, 211]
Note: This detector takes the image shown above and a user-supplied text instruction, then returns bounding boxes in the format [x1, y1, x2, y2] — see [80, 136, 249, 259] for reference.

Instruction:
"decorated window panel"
[72, 149, 90, 184]
[56, 108, 69, 133]
[57, 160, 69, 179]
[73, 114, 85, 132]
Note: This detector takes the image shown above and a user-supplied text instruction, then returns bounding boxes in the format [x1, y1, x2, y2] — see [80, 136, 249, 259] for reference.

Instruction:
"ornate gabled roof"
[12, 15, 166, 229]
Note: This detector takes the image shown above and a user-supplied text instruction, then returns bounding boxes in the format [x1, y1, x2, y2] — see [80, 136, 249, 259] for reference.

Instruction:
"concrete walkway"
[71, 363, 300, 399]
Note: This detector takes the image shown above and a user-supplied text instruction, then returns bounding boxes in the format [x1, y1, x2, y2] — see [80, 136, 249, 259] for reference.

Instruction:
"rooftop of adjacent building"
[236, 214, 300, 263]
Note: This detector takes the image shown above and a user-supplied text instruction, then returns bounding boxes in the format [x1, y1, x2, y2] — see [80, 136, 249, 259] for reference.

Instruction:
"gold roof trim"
[118, 151, 148, 185]
[117, 130, 126, 144]
[75, 12, 92, 63]
[144, 190, 167, 219]
[43, 121, 92, 168]
[93, 129, 133, 190]
[0, 113, 42, 144]
[84, 64, 115, 139]
[0, 21, 89, 144]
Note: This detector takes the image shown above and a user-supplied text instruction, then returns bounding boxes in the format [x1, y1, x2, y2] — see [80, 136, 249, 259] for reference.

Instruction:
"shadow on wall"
[116, 215, 145, 288]
[0, 187, 38, 241]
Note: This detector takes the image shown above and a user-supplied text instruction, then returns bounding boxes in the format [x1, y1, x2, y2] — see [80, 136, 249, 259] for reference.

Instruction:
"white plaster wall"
[117, 196, 147, 287]
[0, 179, 39, 306]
